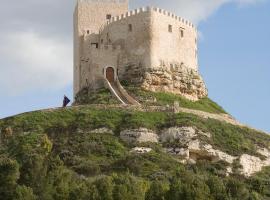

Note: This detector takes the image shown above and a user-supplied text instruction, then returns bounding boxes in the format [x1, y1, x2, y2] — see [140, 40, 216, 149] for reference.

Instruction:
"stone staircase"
[104, 77, 140, 106]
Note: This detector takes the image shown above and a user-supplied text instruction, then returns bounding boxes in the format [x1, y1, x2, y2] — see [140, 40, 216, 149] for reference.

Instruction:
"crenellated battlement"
[152, 7, 195, 29]
[101, 6, 196, 32]
[77, 0, 128, 4]
[107, 7, 149, 22]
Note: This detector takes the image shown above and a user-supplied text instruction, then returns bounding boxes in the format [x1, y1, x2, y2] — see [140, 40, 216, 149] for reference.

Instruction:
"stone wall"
[74, 0, 129, 95]
[150, 8, 198, 71]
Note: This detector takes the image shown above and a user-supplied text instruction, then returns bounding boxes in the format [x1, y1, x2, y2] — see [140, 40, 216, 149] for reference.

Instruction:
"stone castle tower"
[74, 0, 207, 102]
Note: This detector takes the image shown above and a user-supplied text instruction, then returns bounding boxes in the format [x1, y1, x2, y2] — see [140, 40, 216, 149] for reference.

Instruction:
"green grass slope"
[0, 106, 270, 200]
[75, 87, 227, 114]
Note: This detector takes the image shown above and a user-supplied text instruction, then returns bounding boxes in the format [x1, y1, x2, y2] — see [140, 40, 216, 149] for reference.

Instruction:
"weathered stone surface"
[226, 167, 233, 176]
[166, 148, 189, 158]
[161, 127, 236, 164]
[257, 147, 270, 157]
[120, 128, 159, 144]
[89, 127, 114, 135]
[160, 127, 196, 144]
[188, 140, 237, 164]
[120, 126, 270, 176]
[240, 154, 270, 177]
[131, 147, 152, 154]
[141, 67, 207, 101]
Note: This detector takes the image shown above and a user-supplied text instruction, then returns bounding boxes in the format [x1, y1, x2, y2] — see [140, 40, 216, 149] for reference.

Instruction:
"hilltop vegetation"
[0, 105, 270, 200]
[75, 87, 226, 114]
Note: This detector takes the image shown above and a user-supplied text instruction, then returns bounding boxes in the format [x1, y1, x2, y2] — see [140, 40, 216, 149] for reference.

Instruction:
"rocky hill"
[1, 88, 270, 200]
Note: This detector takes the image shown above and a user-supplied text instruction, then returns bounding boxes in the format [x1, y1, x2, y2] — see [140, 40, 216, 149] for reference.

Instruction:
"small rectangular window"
[87, 30, 90, 34]
[101, 39, 103, 44]
[128, 24, 132, 32]
[106, 14, 112, 20]
[180, 29, 184, 38]
[91, 43, 99, 49]
[168, 25, 172, 33]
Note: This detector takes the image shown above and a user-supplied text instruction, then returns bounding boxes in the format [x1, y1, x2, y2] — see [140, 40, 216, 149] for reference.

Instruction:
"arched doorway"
[106, 67, 115, 83]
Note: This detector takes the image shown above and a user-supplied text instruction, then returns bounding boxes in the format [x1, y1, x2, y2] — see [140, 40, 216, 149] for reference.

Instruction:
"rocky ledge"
[141, 66, 208, 101]
[119, 126, 270, 177]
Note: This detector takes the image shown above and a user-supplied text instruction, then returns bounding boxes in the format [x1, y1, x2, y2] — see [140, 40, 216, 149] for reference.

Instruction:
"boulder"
[131, 147, 152, 154]
[240, 154, 270, 177]
[188, 140, 237, 164]
[120, 128, 159, 144]
[160, 127, 196, 144]
[89, 127, 114, 134]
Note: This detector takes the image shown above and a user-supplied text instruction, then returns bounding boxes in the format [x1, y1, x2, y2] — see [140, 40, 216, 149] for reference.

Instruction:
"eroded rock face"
[141, 67, 208, 101]
[160, 127, 196, 144]
[120, 126, 270, 177]
[188, 140, 237, 164]
[90, 127, 114, 135]
[257, 147, 270, 157]
[161, 127, 236, 164]
[120, 128, 159, 144]
[166, 148, 189, 158]
[240, 155, 264, 177]
[131, 147, 152, 154]
[240, 154, 270, 177]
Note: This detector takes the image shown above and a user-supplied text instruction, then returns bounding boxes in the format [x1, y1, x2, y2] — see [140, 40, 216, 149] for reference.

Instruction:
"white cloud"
[236, 0, 265, 5]
[131, 0, 265, 24]
[0, 30, 72, 95]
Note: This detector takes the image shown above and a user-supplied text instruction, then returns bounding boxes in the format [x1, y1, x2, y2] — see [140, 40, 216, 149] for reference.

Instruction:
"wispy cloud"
[131, 0, 265, 24]
[0, 31, 72, 95]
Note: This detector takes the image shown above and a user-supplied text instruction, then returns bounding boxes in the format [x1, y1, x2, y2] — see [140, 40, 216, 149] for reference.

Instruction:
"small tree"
[0, 156, 20, 200]
[145, 181, 169, 200]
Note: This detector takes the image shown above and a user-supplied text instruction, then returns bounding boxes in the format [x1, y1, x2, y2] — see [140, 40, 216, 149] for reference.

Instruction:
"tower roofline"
[77, 0, 128, 4]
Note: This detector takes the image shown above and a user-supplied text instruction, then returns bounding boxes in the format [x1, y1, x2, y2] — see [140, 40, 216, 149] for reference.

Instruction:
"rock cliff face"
[141, 67, 207, 101]
[118, 126, 270, 177]
[122, 64, 208, 101]
[120, 128, 159, 144]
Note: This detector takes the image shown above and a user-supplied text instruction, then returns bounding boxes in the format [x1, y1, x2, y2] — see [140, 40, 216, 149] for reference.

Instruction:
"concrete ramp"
[104, 77, 140, 105]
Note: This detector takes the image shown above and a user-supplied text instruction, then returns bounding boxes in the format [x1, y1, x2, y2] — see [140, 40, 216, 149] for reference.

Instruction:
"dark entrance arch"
[106, 67, 115, 83]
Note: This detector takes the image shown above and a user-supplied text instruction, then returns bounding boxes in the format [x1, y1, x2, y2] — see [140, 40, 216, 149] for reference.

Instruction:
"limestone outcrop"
[89, 127, 114, 134]
[238, 148, 270, 176]
[119, 126, 270, 176]
[141, 67, 207, 101]
[160, 127, 196, 144]
[120, 128, 159, 144]
[187, 140, 237, 164]
[131, 147, 152, 154]
[161, 127, 236, 164]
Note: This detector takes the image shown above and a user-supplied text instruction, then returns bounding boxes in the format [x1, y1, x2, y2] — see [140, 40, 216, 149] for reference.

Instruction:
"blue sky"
[0, 0, 269, 133]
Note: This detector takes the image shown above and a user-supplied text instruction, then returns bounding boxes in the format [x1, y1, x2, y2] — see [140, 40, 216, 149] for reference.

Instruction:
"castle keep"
[74, 0, 207, 103]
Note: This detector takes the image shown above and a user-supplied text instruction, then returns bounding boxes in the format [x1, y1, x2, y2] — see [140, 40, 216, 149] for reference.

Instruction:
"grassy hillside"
[75, 87, 227, 114]
[0, 105, 270, 200]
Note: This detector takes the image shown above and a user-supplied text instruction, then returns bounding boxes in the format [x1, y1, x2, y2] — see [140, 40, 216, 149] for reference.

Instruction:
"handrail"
[104, 76, 140, 105]
[115, 77, 140, 105]
[104, 78, 127, 105]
